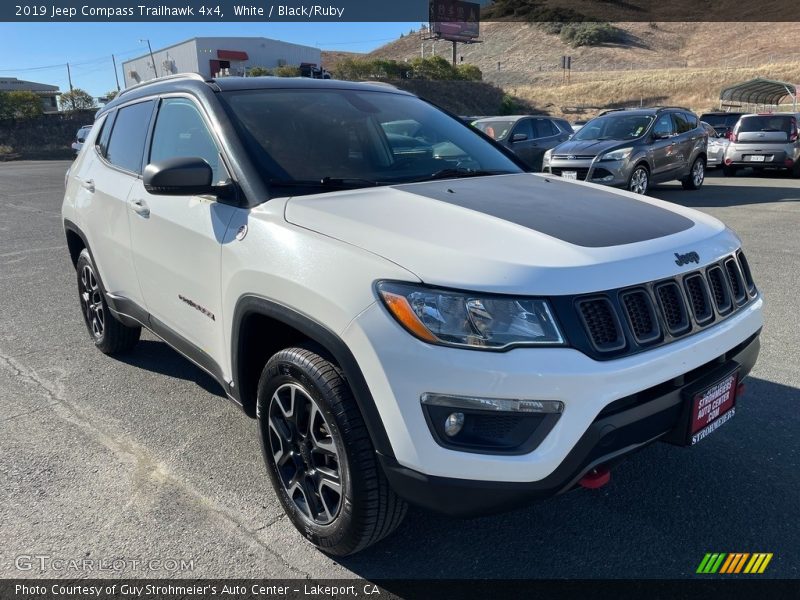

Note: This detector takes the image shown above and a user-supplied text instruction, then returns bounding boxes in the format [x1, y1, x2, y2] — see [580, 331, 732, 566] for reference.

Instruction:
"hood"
[284, 173, 737, 295]
[552, 138, 633, 156]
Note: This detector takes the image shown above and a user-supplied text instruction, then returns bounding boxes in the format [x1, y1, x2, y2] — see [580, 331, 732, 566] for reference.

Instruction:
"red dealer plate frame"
[689, 372, 738, 445]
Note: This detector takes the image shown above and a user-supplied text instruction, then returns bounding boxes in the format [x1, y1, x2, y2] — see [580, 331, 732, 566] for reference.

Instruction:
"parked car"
[472, 115, 572, 170]
[702, 121, 729, 169]
[70, 125, 92, 156]
[723, 112, 800, 177]
[543, 107, 708, 195]
[571, 119, 588, 133]
[699, 111, 747, 139]
[63, 75, 762, 555]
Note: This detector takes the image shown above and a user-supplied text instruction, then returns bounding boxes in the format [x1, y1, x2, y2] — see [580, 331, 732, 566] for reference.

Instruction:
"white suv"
[63, 75, 763, 555]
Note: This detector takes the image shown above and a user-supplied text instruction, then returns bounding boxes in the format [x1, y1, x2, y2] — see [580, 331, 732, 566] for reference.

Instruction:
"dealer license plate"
[689, 373, 738, 445]
[561, 171, 578, 180]
[748, 155, 766, 162]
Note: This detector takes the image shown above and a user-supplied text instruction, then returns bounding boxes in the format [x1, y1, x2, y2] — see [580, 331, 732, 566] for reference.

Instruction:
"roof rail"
[654, 106, 693, 112]
[117, 72, 211, 99]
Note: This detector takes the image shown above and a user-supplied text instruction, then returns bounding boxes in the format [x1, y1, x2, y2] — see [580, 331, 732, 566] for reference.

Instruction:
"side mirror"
[144, 157, 214, 196]
[511, 133, 528, 143]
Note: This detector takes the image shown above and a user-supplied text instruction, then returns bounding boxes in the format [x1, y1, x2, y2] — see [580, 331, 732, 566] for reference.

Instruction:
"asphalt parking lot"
[0, 161, 798, 580]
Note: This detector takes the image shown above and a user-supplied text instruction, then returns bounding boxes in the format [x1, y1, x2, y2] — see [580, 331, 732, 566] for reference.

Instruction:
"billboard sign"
[429, 0, 480, 42]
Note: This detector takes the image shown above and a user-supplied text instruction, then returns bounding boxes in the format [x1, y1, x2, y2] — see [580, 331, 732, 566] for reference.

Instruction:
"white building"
[122, 37, 322, 87]
[0, 78, 60, 112]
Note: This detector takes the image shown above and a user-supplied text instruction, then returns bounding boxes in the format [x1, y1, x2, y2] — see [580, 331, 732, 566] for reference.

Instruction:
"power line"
[0, 47, 142, 74]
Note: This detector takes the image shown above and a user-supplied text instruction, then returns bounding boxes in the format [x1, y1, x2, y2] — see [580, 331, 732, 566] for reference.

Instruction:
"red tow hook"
[579, 465, 611, 489]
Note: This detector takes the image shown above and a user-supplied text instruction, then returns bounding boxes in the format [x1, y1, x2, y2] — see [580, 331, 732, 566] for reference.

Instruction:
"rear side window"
[149, 98, 222, 182]
[554, 118, 573, 133]
[682, 112, 698, 130]
[96, 112, 116, 157]
[672, 113, 693, 134]
[533, 118, 559, 138]
[105, 100, 155, 174]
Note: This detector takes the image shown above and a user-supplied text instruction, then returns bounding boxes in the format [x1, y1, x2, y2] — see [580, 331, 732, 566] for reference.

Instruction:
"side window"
[672, 113, 693, 134]
[653, 114, 674, 138]
[149, 98, 222, 182]
[534, 118, 559, 138]
[512, 119, 532, 140]
[105, 100, 155, 174]
[683, 112, 698, 130]
[96, 111, 116, 157]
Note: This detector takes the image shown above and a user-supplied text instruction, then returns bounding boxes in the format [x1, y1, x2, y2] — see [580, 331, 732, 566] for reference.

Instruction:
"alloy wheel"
[629, 168, 648, 194]
[268, 383, 342, 525]
[79, 264, 104, 339]
[692, 160, 705, 187]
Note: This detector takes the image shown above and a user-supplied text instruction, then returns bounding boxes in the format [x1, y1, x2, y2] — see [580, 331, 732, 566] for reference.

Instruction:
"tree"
[248, 66, 272, 77]
[59, 88, 96, 111]
[455, 64, 483, 81]
[0, 91, 43, 120]
[99, 90, 119, 104]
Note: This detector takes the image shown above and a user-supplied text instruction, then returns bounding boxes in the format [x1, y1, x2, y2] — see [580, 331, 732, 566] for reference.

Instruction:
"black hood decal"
[393, 174, 694, 248]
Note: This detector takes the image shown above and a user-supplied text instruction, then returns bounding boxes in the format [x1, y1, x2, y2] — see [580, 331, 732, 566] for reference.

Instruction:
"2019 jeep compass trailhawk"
[63, 74, 762, 555]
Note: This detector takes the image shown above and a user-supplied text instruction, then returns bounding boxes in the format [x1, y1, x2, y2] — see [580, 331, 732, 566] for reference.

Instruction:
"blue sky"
[0, 22, 420, 97]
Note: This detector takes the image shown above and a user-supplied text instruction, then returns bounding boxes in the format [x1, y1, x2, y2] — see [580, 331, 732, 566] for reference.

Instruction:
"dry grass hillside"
[335, 21, 800, 117]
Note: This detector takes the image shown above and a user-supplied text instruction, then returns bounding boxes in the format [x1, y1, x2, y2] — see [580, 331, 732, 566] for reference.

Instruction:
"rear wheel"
[76, 249, 140, 355]
[793, 161, 800, 179]
[722, 165, 738, 177]
[257, 345, 406, 556]
[627, 164, 649, 195]
[681, 157, 705, 190]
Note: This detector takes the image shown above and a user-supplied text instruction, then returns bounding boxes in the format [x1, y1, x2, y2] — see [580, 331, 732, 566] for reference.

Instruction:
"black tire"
[793, 161, 800, 179]
[76, 249, 140, 355]
[722, 165, 737, 177]
[681, 156, 705, 190]
[257, 345, 406, 556]
[627, 164, 649, 195]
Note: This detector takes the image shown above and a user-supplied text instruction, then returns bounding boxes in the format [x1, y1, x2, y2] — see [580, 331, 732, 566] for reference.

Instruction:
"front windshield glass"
[472, 120, 516, 141]
[220, 89, 522, 191]
[572, 114, 654, 141]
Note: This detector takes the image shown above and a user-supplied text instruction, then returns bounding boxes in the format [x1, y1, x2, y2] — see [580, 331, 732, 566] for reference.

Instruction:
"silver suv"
[543, 108, 708, 195]
[723, 113, 800, 178]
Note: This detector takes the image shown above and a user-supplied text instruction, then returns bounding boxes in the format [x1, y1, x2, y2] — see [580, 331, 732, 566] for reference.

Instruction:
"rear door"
[74, 101, 155, 307]
[507, 118, 537, 166]
[127, 96, 237, 371]
[671, 112, 700, 172]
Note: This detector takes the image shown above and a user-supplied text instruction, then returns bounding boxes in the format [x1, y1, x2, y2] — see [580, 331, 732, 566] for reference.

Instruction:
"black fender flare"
[231, 294, 395, 458]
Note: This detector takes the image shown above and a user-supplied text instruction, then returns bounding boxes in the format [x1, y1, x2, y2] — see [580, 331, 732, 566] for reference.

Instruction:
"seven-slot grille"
[575, 252, 756, 355]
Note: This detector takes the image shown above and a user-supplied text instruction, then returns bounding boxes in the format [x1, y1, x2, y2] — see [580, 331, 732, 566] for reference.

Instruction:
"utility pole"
[111, 54, 121, 91]
[66, 62, 74, 110]
[139, 38, 159, 78]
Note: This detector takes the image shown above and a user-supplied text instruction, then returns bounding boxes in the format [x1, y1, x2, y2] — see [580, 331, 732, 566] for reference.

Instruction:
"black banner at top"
[3, 0, 800, 22]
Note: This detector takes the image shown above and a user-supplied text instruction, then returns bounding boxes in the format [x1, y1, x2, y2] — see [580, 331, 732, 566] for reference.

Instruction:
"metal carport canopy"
[720, 78, 797, 108]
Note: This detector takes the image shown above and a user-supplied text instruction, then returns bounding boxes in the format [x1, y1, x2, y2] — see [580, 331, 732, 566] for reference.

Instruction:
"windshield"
[572, 114, 654, 141]
[472, 120, 516, 141]
[219, 89, 522, 192]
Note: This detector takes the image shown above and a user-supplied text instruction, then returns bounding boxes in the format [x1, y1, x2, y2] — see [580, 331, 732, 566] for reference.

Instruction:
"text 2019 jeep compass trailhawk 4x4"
[63, 75, 762, 555]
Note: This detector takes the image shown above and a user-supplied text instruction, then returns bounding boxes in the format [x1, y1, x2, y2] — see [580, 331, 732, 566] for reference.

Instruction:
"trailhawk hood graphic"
[284, 173, 736, 295]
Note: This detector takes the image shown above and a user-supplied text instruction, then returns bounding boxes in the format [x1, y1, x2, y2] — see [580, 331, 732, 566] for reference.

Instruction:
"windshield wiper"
[268, 176, 387, 189]
[409, 168, 514, 183]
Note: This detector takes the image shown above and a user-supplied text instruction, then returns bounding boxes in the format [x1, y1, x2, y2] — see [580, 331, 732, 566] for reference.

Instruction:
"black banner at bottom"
[3, 579, 800, 600]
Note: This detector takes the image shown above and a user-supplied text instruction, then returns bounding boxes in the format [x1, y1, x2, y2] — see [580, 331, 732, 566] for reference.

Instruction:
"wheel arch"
[64, 219, 89, 269]
[231, 295, 395, 458]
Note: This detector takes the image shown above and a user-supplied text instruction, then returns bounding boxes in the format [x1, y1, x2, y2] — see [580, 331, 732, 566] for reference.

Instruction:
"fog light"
[444, 412, 465, 437]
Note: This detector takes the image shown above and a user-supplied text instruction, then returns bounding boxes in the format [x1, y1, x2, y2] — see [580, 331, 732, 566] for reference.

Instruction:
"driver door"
[127, 97, 237, 373]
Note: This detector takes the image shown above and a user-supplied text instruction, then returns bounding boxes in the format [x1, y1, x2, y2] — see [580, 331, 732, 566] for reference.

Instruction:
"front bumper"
[379, 331, 760, 517]
[544, 157, 629, 186]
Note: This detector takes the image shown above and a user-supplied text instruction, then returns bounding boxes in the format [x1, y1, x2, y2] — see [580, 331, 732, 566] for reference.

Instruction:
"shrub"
[498, 93, 520, 116]
[560, 22, 625, 47]
[274, 65, 301, 77]
[248, 66, 273, 77]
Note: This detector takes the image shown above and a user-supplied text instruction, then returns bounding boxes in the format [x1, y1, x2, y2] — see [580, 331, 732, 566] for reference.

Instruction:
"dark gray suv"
[472, 115, 573, 170]
[543, 108, 708, 195]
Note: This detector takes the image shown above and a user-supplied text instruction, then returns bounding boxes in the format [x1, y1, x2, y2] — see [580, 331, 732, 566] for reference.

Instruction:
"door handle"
[130, 199, 150, 218]
[81, 179, 95, 193]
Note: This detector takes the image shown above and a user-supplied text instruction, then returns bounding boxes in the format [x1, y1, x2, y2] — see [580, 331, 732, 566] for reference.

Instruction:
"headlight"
[377, 281, 565, 349]
[542, 149, 553, 166]
[599, 147, 633, 161]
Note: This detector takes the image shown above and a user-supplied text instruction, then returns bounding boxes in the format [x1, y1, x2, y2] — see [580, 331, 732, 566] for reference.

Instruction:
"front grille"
[577, 298, 625, 351]
[725, 257, 747, 305]
[553, 154, 595, 160]
[655, 281, 691, 335]
[684, 274, 714, 325]
[566, 252, 757, 359]
[548, 167, 589, 180]
[707, 266, 733, 315]
[737, 250, 755, 293]
[621, 290, 660, 344]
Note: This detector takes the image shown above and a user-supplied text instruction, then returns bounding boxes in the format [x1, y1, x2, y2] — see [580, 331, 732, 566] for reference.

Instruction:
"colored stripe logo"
[696, 553, 773, 574]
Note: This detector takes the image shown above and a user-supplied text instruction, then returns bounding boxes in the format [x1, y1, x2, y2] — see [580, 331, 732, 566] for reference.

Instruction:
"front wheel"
[257, 345, 406, 556]
[627, 165, 649, 195]
[682, 157, 705, 190]
[76, 249, 140, 355]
